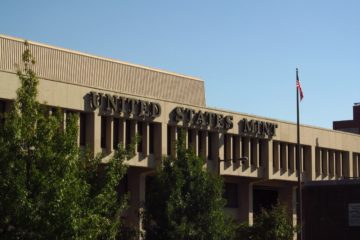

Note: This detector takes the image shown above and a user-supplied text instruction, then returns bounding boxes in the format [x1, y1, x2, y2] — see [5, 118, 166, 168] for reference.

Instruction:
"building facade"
[1, 35, 360, 231]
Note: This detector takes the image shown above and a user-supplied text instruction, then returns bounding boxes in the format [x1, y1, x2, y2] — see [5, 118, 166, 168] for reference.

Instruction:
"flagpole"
[296, 68, 303, 240]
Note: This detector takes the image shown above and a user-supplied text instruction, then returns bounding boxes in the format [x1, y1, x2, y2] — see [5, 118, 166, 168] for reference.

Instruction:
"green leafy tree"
[143, 130, 236, 240]
[236, 204, 297, 240]
[0, 41, 133, 239]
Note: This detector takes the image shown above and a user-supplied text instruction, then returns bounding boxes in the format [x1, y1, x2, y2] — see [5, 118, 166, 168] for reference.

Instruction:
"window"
[198, 131, 205, 158]
[357, 155, 360, 177]
[0, 100, 5, 128]
[137, 122, 143, 153]
[273, 142, 278, 169]
[242, 137, 247, 159]
[280, 143, 284, 169]
[224, 135, 230, 160]
[233, 136, 239, 161]
[113, 118, 119, 149]
[259, 140, 263, 167]
[79, 112, 87, 146]
[321, 149, 327, 174]
[101, 116, 107, 149]
[341, 152, 346, 176]
[315, 147, 320, 175]
[188, 129, 194, 149]
[208, 132, 213, 160]
[223, 183, 238, 208]
[302, 146, 307, 171]
[288, 144, 292, 170]
[126, 120, 131, 150]
[117, 174, 128, 200]
[167, 126, 172, 156]
[250, 139, 255, 166]
[149, 123, 155, 154]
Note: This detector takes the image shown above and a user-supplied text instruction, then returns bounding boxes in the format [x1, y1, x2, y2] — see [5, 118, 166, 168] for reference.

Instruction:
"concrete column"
[336, 151, 342, 178]
[214, 132, 220, 160]
[232, 136, 241, 171]
[273, 141, 280, 173]
[280, 143, 288, 172]
[227, 135, 233, 170]
[160, 123, 167, 157]
[203, 131, 208, 160]
[303, 147, 310, 181]
[283, 143, 288, 172]
[172, 126, 178, 157]
[105, 116, 113, 154]
[193, 129, 198, 155]
[133, 121, 138, 154]
[139, 171, 148, 232]
[322, 149, 328, 178]
[358, 154, 360, 177]
[112, 118, 123, 149]
[207, 132, 212, 161]
[61, 109, 66, 131]
[334, 151, 338, 178]
[346, 151, 353, 178]
[75, 112, 81, 146]
[239, 136, 243, 159]
[252, 139, 259, 168]
[124, 119, 129, 147]
[153, 123, 162, 166]
[299, 146, 303, 173]
[126, 168, 141, 232]
[238, 182, 254, 225]
[264, 140, 273, 179]
[289, 144, 295, 173]
[142, 122, 149, 156]
[89, 111, 101, 156]
[310, 146, 317, 181]
[184, 128, 189, 149]
[340, 152, 345, 177]
[119, 118, 125, 146]
[207, 132, 219, 172]
[316, 148, 322, 178]
[233, 136, 240, 160]
[352, 153, 358, 178]
[245, 138, 251, 168]
[228, 134, 233, 161]
[218, 133, 225, 174]
[198, 130, 206, 160]
[329, 151, 335, 178]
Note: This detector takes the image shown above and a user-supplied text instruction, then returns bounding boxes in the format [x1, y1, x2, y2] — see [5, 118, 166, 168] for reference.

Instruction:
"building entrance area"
[253, 188, 278, 215]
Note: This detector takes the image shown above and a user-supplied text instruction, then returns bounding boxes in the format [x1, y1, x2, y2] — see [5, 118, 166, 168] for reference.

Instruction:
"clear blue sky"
[1, 0, 359, 129]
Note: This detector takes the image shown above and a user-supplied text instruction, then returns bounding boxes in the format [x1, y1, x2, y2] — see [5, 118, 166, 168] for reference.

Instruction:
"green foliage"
[236, 204, 297, 240]
[0, 42, 132, 239]
[143, 130, 236, 240]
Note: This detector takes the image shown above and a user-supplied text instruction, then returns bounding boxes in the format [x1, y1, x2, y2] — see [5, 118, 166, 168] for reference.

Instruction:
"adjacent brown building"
[333, 103, 360, 134]
[303, 180, 360, 240]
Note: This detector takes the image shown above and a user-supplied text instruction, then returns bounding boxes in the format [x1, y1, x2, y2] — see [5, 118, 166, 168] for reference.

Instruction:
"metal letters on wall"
[172, 106, 233, 131]
[89, 91, 161, 119]
[240, 118, 277, 138]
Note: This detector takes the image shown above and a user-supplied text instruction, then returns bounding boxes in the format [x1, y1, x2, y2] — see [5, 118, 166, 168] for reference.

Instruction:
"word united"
[89, 91, 161, 119]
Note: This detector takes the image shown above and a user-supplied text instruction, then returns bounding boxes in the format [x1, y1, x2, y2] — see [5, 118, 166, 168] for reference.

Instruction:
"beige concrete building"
[1, 35, 360, 230]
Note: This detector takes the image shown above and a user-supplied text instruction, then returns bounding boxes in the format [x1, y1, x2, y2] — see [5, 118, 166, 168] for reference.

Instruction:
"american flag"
[296, 69, 304, 101]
